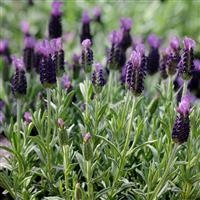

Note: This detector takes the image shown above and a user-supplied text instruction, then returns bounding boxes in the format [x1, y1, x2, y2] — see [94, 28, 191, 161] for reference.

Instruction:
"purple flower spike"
[170, 37, 180, 51]
[24, 112, 32, 123]
[12, 55, 24, 70]
[51, 1, 63, 16]
[120, 17, 133, 31]
[72, 53, 80, 63]
[51, 37, 62, 52]
[62, 74, 71, 90]
[183, 37, 196, 51]
[147, 34, 162, 49]
[21, 21, 30, 34]
[95, 63, 102, 71]
[24, 36, 35, 48]
[109, 30, 122, 45]
[130, 51, 141, 68]
[82, 10, 90, 24]
[82, 39, 92, 49]
[177, 95, 190, 116]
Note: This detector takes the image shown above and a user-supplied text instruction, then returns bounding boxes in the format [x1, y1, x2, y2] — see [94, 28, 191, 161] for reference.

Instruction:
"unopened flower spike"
[39, 40, 57, 88]
[179, 37, 196, 80]
[70, 53, 81, 79]
[172, 95, 191, 144]
[23, 36, 36, 72]
[80, 10, 93, 44]
[49, 1, 63, 39]
[147, 34, 162, 75]
[160, 48, 170, 79]
[62, 74, 73, 93]
[107, 30, 126, 70]
[51, 37, 65, 77]
[92, 63, 106, 93]
[93, 7, 102, 24]
[81, 39, 93, 73]
[11, 56, 27, 98]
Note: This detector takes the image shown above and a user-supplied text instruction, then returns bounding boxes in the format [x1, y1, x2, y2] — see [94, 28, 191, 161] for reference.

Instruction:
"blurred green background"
[0, 0, 200, 58]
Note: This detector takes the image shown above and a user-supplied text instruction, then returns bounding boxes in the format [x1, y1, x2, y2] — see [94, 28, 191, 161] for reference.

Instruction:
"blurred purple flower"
[24, 112, 32, 123]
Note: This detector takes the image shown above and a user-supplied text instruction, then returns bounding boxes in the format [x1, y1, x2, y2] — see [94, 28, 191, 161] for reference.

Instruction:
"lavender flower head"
[147, 34, 162, 75]
[49, 1, 63, 39]
[81, 39, 93, 73]
[72, 53, 80, 64]
[62, 74, 72, 91]
[170, 37, 180, 52]
[11, 56, 27, 98]
[0, 39, 12, 64]
[172, 95, 191, 144]
[179, 37, 196, 80]
[39, 40, 57, 88]
[120, 18, 132, 31]
[24, 112, 32, 124]
[109, 30, 122, 45]
[93, 7, 101, 18]
[51, 1, 63, 16]
[80, 10, 92, 44]
[125, 47, 146, 96]
[51, 37, 65, 76]
[160, 47, 171, 79]
[23, 36, 36, 72]
[92, 63, 106, 93]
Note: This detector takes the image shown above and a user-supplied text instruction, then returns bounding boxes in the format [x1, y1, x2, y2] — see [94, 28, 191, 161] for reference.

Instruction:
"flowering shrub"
[0, 1, 200, 200]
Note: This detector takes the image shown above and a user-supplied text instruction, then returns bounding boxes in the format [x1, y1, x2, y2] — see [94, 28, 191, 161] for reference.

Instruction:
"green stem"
[182, 81, 188, 100]
[87, 160, 93, 200]
[63, 145, 70, 199]
[149, 143, 179, 200]
[107, 70, 114, 103]
[85, 77, 90, 132]
[168, 75, 173, 100]
[17, 99, 21, 137]
[112, 94, 136, 196]
[57, 77, 62, 108]
[46, 89, 52, 181]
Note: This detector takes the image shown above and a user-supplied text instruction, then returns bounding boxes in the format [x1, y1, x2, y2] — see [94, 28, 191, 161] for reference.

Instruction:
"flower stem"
[182, 80, 188, 100]
[149, 143, 179, 200]
[112, 94, 136, 196]
[17, 99, 21, 137]
[46, 88, 52, 181]
[168, 75, 173, 100]
[63, 145, 70, 199]
[86, 160, 93, 200]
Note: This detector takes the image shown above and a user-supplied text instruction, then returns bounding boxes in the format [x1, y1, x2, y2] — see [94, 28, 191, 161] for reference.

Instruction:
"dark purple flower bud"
[0, 40, 12, 64]
[160, 48, 170, 79]
[11, 56, 27, 98]
[80, 11, 92, 44]
[179, 37, 196, 80]
[147, 34, 162, 75]
[49, 1, 63, 39]
[120, 18, 133, 50]
[24, 112, 32, 124]
[81, 39, 93, 73]
[70, 53, 81, 79]
[188, 59, 200, 98]
[107, 30, 125, 70]
[172, 96, 191, 144]
[83, 133, 93, 161]
[93, 7, 102, 23]
[125, 46, 146, 96]
[23, 36, 36, 72]
[39, 40, 57, 88]
[92, 63, 106, 93]
[51, 38, 65, 77]
[21, 21, 30, 36]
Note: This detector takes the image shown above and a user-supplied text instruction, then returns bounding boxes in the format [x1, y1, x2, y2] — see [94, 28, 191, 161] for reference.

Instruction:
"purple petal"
[170, 37, 180, 51]
[135, 44, 145, 55]
[183, 37, 196, 50]
[72, 53, 80, 63]
[12, 55, 24, 70]
[147, 34, 162, 48]
[21, 21, 29, 34]
[24, 112, 32, 123]
[58, 118, 64, 128]
[95, 63, 102, 71]
[62, 74, 71, 89]
[83, 133, 91, 143]
[82, 10, 90, 24]
[120, 17, 133, 31]
[51, 37, 62, 52]
[93, 7, 101, 17]
[177, 95, 190, 115]
[51, 1, 63, 16]
[82, 39, 91, 49]
[109, 30, 122, 45]
[0, 40, 9, 52]
[130, 50, 141, 67]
